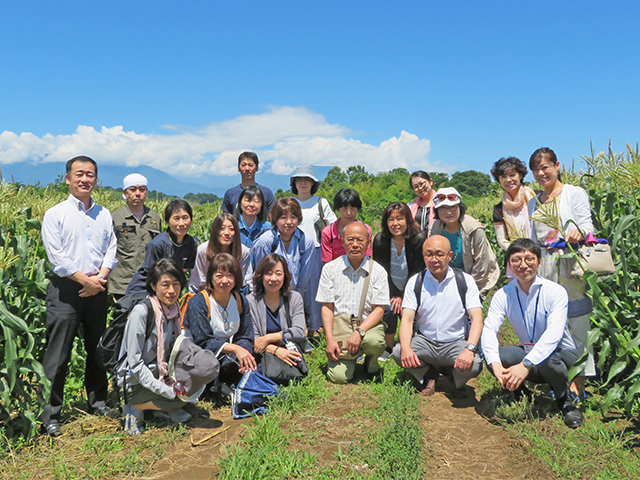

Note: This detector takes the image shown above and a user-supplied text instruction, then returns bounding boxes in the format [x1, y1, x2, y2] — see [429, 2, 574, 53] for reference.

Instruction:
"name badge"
[523, 343, 534, 353]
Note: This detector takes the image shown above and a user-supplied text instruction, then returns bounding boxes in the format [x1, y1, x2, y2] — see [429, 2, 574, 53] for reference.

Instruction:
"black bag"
[261, 298, 309, 385]
[97, 296, 154, 374]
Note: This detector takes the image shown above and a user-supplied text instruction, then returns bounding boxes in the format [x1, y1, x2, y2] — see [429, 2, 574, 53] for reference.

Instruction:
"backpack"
[179, 288, 243, 329]
[412, 267, 470, 338]
[97, 296, 155, 375]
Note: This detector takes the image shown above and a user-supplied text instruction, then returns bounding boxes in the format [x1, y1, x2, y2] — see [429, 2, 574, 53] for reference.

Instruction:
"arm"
[322, 302, 341, 361]
[295, 233, 315, 292]
[398, 274, 420, 368]
[524, 285, 569, 366]
[188, 244, 208, 290]
[251, 231, 272, 272]
[564, 186, 594, 243]
[321, 224, 333, 263]
[224, 295, 256, 372]
[321, 197, 338, 225]
[241, 245, 254, 290]
[494, 223, 511, 251]
[346, 304, 384, 355]
[453, 306, 483, 370]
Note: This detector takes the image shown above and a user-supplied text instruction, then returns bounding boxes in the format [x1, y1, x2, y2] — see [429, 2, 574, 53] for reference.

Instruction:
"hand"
[235, 346, 257, 372]
[453, 348, 475, 371]
[565, 228, 584, 244]
[400, 346, 420, 369]
[502, 362, 530, 391]
[389, 297, 403, 315]
[79, 275, 106, 297]
[490, 363, 508, 389]
[325, 339, 341, 362]
[254, 336, 270, 354]
[274, 346, 303, 367]
[346, 331, 362, 355]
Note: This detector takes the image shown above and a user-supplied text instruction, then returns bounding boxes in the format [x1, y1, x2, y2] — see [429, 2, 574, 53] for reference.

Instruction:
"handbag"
[232, 370, 280, 419]
[261, 298, 309, 384]
[313, 198, 328, 243]
[332, 258, 372, 360]
[564, 242, 615, 278]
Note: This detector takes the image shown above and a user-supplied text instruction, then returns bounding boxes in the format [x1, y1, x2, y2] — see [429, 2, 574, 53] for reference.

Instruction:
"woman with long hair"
[430, 187, 500, 298]
[529, 147, 595, 399]
[189, 212, 253, 292]
[407, 170, 436, 236]
[372, 202, 426, 356]
[247, 254, 305, 374]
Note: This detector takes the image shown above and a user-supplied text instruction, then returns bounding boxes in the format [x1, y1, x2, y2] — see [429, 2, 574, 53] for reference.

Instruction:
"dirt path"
[420, 377, 555, 480]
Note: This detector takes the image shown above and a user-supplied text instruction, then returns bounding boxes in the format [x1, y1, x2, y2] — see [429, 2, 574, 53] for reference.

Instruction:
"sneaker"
[43, 421, 63, 438]
[419, 379, 436, 396]
[123, 404, 144, 436]
[169, 409, 192, 423]
[378, 350, 393, 363]
[560, 401, 584, 429]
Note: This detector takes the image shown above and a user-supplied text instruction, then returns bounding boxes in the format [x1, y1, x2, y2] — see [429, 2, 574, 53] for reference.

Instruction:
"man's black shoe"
[44, 422, 62, 438]
[93, 405, 120, 419]
[561, 401, 584, 429]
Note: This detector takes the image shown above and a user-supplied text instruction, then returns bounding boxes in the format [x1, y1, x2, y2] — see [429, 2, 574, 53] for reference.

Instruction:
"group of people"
[37, 146, 594, 437]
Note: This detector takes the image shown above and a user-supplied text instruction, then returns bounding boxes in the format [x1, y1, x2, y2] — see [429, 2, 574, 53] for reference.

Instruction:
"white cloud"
[0, 106, 437, 178]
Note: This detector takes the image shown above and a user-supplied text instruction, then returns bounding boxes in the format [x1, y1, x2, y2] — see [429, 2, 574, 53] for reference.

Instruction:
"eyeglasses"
[345, 236, 367, 244]
[423, 251, 447, 259]
[411, 180, 429, 191]
[435, 193, 460, 202]
[509, 256, 538, 267]
[219, 307, 230, 331]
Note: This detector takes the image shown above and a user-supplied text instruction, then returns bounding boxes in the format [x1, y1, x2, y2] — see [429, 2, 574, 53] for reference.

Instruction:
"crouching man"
[481, 238, 584, 428]
[393, 235, 483, 398]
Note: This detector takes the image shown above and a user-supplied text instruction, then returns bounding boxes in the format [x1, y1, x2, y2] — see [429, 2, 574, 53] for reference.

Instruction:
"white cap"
[433, 187, 462, 208]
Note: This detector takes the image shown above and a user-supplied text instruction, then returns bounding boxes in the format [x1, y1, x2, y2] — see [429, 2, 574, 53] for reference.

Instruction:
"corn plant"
[0, 207, 50, 440]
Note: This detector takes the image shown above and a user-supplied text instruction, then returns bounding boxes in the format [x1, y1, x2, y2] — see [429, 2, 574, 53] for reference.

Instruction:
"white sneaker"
[378, 350, 393, 363]
[169, 409, 192, 423]
[123, 404, 144, 436]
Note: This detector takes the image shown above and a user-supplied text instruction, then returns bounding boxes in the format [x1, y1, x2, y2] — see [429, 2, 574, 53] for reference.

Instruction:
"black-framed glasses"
[509, 256, 538, 267]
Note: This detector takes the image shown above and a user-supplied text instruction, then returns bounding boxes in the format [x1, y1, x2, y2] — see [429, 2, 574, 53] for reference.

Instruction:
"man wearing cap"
[38, 156, 118, 437]
[221, 151, 275, 214]
[109, 174, 162, 298]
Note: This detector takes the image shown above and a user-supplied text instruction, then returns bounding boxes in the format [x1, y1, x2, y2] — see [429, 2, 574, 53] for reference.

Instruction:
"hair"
[433, 202, 467, 221]
[529, 147, 561, 182]
[491, 157, 528, 183]
[381, 202, 420, 239]
[270, 197, 303, 225]
[146, 258, 187, 296]
[206, 213, 242, 263]
[409, 170, 432, 187]
[205, 253, 242, 294]
[252, 253, 292, 297]
[235, 185, 268, 223]
[164, 199, 193, 223]
[290, 176, 319, 195]
[238, 151, 259, 167]
[66, 156, 98, 176]
[505, 238, 542, 269]
[333, 188, 362, 211]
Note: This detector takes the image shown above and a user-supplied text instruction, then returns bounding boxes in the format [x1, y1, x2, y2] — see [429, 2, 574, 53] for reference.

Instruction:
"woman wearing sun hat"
[430, 187, 500, 298]
[290, 165, 337, 335]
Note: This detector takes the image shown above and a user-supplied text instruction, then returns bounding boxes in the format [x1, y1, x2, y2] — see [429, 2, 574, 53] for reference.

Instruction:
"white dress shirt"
[402, 267, 482, 342]
[41, 194, 118, 277]
[482, 276, 576, 366]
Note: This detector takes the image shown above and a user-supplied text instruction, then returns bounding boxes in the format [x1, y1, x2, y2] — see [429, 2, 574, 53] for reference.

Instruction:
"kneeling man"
[482, 238, 583, 428]
[394, 235, 483, 397]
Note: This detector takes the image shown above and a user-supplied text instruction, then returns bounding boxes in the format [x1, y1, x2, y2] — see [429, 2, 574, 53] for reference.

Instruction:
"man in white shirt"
[394, 235, 484, 398]
[482, 238, 583, 428]
[38, 156, 118, 437]
[316, 222, 388, 384]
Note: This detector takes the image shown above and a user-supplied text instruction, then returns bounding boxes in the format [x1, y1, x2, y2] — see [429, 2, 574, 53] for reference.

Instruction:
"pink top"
[320, 219, 373, 263]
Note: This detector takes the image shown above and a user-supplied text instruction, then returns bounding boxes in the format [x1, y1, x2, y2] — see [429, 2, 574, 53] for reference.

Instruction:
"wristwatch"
[523, 358, 534, 369]
[356, 328, 366, 338]
[465, 343, 477, 353]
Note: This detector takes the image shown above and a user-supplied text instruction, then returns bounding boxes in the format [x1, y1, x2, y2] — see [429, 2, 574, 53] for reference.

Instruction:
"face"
[509, 250, 540, 284]
[422, 236, 453, 278]
[211, 268, 235, 294]
[498, 167, 522, 194]
[437, 205, 461, 225]
[124, 185, 148, 207]
[295, 177, 313, 195]
[387, 209, 408, 237]
[275, 213, 300, 238]
[167, 208, 192, 238]
[532, 157, 560, 189]
[218, 219, 235, 246]
[411, 177, 433, 198]
[238, 159, 258, 181]
[343, 223, 369, 264]
[65, 160, 97, 199]
[152, 273, 181, 307]
[263, 261, 285, 295]
[241, 194, 262, 217]
[338, 205, 358, 223]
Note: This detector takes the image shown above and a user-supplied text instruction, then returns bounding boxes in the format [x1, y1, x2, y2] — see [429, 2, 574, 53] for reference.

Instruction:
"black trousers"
[38, 275, 109, 424]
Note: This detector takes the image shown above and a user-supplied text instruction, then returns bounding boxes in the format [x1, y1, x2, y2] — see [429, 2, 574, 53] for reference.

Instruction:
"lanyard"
[516, 286, 542, 344]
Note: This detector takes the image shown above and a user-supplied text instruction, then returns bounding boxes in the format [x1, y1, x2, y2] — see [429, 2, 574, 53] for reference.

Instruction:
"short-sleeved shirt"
[316, 255, 389, 318]
[221, 183, 275, 214]
[109, 204, 162, 295]
[402, 267, 482, 342]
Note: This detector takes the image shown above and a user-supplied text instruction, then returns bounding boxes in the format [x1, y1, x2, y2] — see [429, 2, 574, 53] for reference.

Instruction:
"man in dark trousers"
[38, 156, 118, 437]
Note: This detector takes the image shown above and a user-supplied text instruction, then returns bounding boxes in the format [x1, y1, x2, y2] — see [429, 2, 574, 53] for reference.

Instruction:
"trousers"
[327, 324, 386, 384]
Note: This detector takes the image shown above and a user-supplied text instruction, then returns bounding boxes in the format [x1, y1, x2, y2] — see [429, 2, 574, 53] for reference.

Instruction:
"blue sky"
[1, 1, 638, 187]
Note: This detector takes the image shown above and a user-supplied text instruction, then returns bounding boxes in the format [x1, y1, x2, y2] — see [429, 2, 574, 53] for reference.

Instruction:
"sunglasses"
[435, 193, 459, 202]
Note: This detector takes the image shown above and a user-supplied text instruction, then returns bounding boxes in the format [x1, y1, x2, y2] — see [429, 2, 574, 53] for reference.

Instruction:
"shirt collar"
[68, 194, 95, 212]
[424, 266, 455, 283]
[513, 275, 544, 296]
[342, 254, 371, 274]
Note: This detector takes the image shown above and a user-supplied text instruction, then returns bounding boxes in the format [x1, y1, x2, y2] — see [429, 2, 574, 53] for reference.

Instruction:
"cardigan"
[247, 290, 306, 340]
